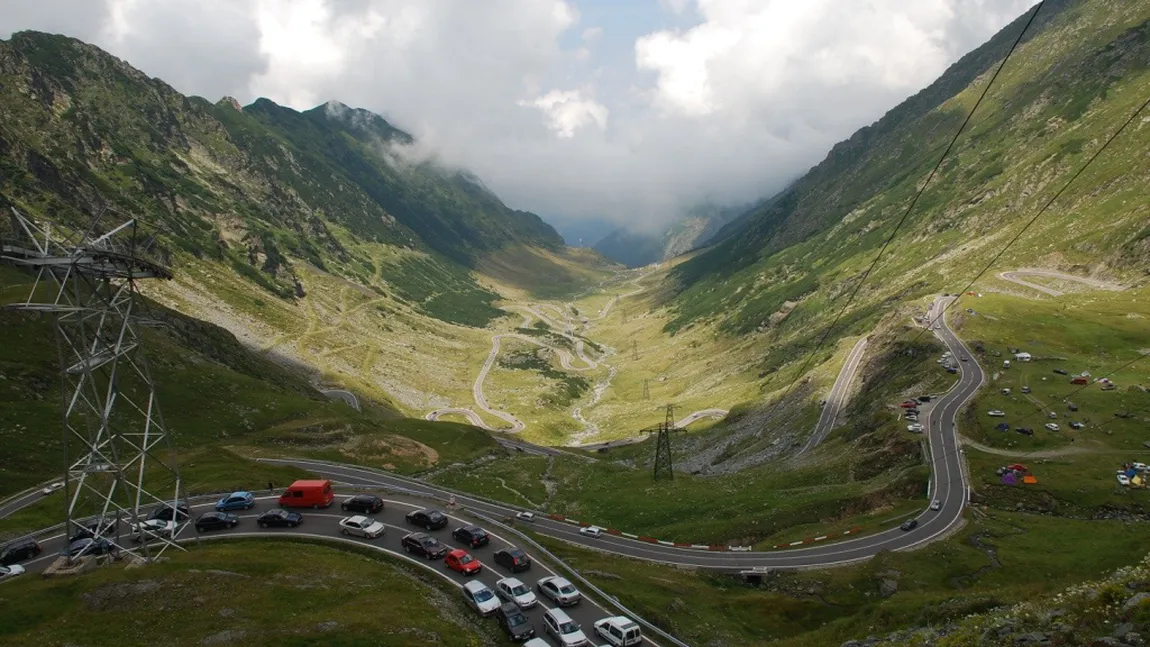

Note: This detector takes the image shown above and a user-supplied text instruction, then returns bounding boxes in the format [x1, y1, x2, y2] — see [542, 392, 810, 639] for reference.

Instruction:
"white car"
[0, 564, 26, 581]
[930, 500, 941, 511]
[461, 580, 501, 616]
[987, 410, 1006, 417]
[1134, 463, 1148, 472]
[543, 608, 590, 647]
[495, 577, 538, 609]
[579, 526, 603, 538]
[515, 511, 536, 522]
[907, 423, 925, 433]
[1118, 472, 1131, 486]
[1045, 423, 1061, 431]
[338, 515, 385, 539]
[537, 575, 582, 606]
[131, 519, 176, 543]
[594, 616, 643, 646]
[41, 482, 64, 495]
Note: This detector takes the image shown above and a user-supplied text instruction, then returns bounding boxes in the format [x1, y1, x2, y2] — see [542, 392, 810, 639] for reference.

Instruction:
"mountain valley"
[1, 1, 1149, 646]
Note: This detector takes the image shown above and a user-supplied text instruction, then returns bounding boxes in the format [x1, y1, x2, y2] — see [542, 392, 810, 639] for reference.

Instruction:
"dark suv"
[341, 494, 384, 514]
[494, 547, 532, 572]
[402, 532, 449, 559]
[496, 601, 536, 641]
[405, 508, 448, 530]
[452, 525, 489, 548]
[900, 519, 919, 532]
[0, 538, 42, 565]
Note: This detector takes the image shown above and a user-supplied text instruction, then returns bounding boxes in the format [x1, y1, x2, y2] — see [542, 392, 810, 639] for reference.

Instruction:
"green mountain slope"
[667, 0, 1148, 338]
[593, 202, 748, 268]
[0, 30, 570, 329]
[0, 265, 498, 503]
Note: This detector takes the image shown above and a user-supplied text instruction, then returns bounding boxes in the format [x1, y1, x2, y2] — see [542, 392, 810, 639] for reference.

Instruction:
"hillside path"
[997, 269, 1124, 297]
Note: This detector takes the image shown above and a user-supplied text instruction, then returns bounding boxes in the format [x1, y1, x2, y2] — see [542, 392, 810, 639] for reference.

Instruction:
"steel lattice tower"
[641, 404, 679, 481]
[2, 207, 184, 562]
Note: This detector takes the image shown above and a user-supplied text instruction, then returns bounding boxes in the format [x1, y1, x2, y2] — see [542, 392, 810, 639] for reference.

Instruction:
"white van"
[594, 616, 643, 646]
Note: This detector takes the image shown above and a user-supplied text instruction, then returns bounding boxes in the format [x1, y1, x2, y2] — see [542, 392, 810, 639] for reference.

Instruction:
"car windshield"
[508, 613, 528, 627]
[429, 512, 444, 521]
[459, 555, 474, 564]
[422, 538, 438, 547]
[474, 589, 494, 602]
[560, 621, 579, 633]
[510, 550, 525, 558]
[511, 584, 529, 596]
[472, 528, 485, 536]
[559, 585, 576, 594]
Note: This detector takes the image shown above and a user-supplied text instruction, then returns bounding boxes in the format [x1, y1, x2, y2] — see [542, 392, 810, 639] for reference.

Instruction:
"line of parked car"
[1, 488, 645, 646]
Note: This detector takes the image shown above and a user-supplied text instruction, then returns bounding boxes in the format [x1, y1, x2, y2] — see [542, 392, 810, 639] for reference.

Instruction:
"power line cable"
[767, 1, 1046, 448]
[921, 94, 1150, 338]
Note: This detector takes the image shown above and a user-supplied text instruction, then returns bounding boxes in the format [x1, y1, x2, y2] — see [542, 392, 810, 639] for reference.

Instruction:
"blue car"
[215, 491, 255, 511]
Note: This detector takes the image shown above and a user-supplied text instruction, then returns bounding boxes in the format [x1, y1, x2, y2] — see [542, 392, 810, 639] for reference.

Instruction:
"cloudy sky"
[1, 0, 1038, 236]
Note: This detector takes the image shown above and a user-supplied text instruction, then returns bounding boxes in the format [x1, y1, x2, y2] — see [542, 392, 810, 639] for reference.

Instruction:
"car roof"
[448, 548, 467, 557]
[229, 491, 252, 497]
[463, 579, 489, 593]
[543, 575, 572, 587]
[498, 576, 524, 587]
[346, 515, 369, 524]
[601, 616, 638, 628]
[545, 607, 573, 621]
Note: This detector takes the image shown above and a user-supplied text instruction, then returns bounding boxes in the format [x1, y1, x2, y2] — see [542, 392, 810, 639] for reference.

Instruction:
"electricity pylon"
[640, 405, 680, 481]
[1, 207, 183, 562]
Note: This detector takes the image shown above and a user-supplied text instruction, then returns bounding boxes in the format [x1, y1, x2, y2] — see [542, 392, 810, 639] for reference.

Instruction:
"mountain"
[664, 0, 1149, 335]
[0, 31, 578, 328]
[593, 202, 749, 268]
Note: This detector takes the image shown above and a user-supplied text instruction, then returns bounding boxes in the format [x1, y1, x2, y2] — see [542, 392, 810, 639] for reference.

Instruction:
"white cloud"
[520, 89, 608, 138]
[0, 0, 1039, 232]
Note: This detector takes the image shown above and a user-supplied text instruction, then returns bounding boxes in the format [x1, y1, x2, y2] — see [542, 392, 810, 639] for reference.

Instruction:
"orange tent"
[1022, 475, 1038, 484]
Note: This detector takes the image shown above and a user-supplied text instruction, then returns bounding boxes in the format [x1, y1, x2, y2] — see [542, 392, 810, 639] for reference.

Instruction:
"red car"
[899, 400, 918, 409]
[445, 549, 482, 576]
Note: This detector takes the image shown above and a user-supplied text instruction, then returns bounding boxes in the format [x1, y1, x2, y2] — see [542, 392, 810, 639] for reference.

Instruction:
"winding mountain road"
[5, 294, 984, 647]
[294, 296, 981, 569]
[798, 337, 869, 455]
[998, 269, 1124, 297]
[426, 272, 724, 442]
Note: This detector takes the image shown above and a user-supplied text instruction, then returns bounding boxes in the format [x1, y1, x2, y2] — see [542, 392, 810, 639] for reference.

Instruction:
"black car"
[150, 500, 190, 522]
[494, 547, 532, 572]
[68, 516, 118, 543]
[256, 509, 302, 528]
[452, 525, 489, 548]
[496, 601, 536, 641]
[195, 511, 240, 532]
[67, 537, 119, 558]
[401, 532, 449, 560]
[1017, 427, 1035, 436]
[0, 538, 42, 565]
[1053, 368, 1068, 375]
[900, 519, 919, 532]
[341, 494, 384, 514]
[405, 508, 448, 530]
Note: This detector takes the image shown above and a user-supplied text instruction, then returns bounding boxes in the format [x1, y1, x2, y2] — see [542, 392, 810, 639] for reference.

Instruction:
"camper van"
[278, 479, 334, 509]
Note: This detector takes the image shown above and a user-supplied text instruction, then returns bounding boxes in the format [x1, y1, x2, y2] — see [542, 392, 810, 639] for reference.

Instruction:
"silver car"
[537, 575, 582, 606]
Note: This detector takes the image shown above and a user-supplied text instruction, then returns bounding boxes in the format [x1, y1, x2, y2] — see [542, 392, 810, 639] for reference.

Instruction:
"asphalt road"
[14, 493, 663, 646]
[798, 337, 869, 455]
[997, 269, 1125, 297]
[320, 389, 360, 411]
[263, 297, 982, 569]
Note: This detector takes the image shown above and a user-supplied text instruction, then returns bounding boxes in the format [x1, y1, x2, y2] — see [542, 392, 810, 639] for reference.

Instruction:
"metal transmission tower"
[1, 208, 184, 562]
[640, 405, 680, 481]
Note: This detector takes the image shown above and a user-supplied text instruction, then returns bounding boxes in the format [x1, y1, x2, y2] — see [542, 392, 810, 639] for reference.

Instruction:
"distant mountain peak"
[217, 96, 242, 111]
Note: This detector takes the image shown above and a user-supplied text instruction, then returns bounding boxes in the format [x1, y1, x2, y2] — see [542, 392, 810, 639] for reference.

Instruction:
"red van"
[278, 479, 334, 509]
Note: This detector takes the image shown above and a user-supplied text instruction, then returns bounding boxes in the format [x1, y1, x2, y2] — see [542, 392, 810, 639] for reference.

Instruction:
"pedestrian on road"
[268, 481, 274, 492]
